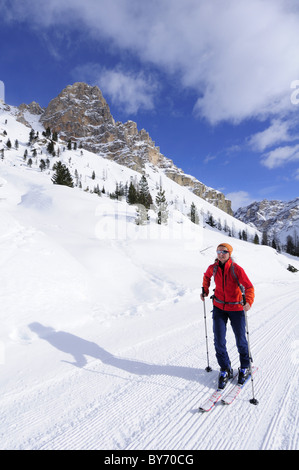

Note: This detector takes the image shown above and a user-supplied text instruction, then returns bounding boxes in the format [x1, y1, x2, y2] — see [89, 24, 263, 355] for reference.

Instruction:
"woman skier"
[200, 243, 255, 389]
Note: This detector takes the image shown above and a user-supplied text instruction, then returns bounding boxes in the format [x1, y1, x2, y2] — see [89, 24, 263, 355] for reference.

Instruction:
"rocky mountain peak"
[41, 82, 115, 140]
[19, 101, 44, 115]
[39, 82, 232, 214]
[16, 101, 44, 127]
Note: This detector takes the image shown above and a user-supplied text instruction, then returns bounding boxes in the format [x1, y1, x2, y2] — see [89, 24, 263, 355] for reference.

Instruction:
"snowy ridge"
[0, 102, 299, 450]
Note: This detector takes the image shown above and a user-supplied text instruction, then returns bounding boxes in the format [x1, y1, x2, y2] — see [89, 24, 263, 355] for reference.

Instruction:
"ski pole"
[245, 309, 259, 405]
[202, 287, 212, 372]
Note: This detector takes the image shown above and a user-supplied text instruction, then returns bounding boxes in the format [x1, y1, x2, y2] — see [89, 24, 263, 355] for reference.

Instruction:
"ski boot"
[238, 367, 250, 385]
[218, 367, 233, 390]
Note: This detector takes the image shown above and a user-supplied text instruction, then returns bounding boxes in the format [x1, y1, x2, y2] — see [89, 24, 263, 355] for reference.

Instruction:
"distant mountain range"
[235, 198, 299, 249]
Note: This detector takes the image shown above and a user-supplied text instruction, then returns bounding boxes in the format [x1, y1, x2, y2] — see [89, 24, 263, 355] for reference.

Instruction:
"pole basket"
[250, 398, 259, 405]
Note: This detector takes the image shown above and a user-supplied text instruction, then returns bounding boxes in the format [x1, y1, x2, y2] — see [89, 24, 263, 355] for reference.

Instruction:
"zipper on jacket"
[222, 272, 226, 309]
[220, 265, 226, 310]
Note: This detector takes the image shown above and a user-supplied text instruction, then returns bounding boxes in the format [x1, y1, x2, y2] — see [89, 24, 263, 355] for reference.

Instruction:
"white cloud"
[203, 154, 216, 164]
[261, 143, 299, 169]
[73, 64, 158, 114]
[249, 119, 299, 152]
[226, 190, 253, 211]
[4, 0, 299, 123]
[98, 69, 157, 114]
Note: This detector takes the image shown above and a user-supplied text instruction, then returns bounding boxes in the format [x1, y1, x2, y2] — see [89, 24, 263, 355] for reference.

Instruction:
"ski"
[221, 366, 258, 405]
[198, 389, 223, 412]
[198, 371, 238, 412]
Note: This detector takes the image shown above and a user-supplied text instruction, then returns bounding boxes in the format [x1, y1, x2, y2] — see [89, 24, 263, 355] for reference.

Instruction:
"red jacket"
[202, 258, 254, 311]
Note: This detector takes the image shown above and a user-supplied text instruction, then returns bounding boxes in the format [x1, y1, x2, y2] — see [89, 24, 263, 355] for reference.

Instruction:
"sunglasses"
[217, 250, 229, 255]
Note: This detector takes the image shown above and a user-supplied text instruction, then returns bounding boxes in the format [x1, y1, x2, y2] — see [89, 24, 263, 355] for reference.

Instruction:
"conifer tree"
[45, 127, 51, 138]
[127, 181, 138, 204]
[135, 204, 149, 225]
[138, 175, 153, 209]
[206, 212, 216, 227]
[262, 229, 268, 246]
[242, 229, 248, 241]
[190, 202, 198, 224]
[39, 159, 46, 171]
[29, 129, 35, 143]
[47, 140, 55, 155]
[52, 161, 74, 187]
[286, 235, 295, 255]
[156, 187, 168, 225]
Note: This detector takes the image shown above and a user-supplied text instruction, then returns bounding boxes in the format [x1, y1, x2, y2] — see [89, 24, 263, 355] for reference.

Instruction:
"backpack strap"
[212, 263, 218, 280]
[230, 262, 246, 306]
[212, 261, 246, 306]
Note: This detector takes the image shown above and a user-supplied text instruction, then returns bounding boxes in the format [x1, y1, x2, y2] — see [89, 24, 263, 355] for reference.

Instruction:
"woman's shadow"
[29, 322, 207, 383]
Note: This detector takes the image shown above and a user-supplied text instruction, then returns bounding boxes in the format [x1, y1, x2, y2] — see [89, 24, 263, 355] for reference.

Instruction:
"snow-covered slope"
[0, 100, 257, 241]
[0, 103, 298, 450]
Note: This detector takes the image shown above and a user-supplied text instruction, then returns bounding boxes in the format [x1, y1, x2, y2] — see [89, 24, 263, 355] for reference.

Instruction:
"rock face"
[16, 101, 44, 127]
[235, 198, 299, 245]
[41, 83, 114, 143]
[40, 82, 232, 214]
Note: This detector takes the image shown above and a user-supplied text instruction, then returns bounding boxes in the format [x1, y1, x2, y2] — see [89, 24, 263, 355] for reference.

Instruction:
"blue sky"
[1, 0, 299, 210]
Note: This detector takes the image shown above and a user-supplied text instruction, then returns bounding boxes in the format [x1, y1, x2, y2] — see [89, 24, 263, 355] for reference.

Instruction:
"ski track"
[1, 280, 297, 450]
